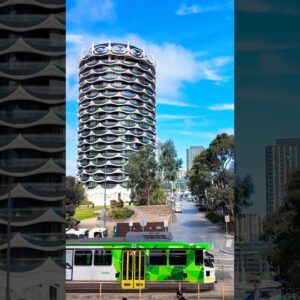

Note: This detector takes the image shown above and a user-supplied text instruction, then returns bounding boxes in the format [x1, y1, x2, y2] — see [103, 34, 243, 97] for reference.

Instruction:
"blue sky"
[66, 0, 234, 175]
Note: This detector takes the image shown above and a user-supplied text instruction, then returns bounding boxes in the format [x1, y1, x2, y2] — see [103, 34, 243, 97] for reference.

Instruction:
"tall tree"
[159, 139, 182, 191]
[188, 133, 235, 216]
[263, 169, 300, 293]
[125, 145, 159, 205]
[66, 176, 85, 226]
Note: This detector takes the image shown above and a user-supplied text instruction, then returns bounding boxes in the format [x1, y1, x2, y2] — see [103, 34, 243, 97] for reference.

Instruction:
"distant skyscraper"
[266, 138, 300, 213]
[155, 139, 163, 162]
[77, 42, 156, 205]
[186, 146, 204, 170]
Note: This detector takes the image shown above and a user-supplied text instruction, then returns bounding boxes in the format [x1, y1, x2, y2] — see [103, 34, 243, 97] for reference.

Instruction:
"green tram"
[66, 233, 215, 289]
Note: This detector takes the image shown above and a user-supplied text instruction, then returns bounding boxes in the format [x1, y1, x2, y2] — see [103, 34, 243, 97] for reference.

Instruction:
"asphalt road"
[171, 200, 234, 283]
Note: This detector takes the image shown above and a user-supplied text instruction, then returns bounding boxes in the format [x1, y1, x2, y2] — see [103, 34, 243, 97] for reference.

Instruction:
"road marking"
[226, 239, 233, 248]
[214, 257, 234, 260]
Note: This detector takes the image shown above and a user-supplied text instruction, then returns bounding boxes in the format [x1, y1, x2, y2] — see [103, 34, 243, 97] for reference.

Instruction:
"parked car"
[174, 202, 183, 213]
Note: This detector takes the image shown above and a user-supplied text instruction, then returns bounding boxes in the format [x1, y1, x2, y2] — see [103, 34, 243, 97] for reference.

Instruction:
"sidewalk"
[220, 237, 234, 255]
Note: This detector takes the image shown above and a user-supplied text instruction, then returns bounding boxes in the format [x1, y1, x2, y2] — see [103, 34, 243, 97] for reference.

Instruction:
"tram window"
[195, 249, 203, 265]
[149, 250, 167, 265]
[169, 250, 187, 266]
[74, 250, 92, 265]
[94, 250, 112, 266]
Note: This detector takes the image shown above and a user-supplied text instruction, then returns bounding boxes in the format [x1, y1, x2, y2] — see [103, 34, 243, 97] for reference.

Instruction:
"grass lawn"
[74, 205, 103, 221]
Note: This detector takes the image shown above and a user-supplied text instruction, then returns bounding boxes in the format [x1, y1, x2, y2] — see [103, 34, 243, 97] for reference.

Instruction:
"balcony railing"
[0, 110, 47, 123]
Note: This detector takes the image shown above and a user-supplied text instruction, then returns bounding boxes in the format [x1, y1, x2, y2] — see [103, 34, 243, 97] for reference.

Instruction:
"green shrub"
[81, 200, 93, 205]
[205, 212, 223, 223]
[197, 205, 208, 212]
[116, 199, 124, 208]
[109, 208, 134, 219]
[110, 200, 118, 208]
[110, 199, 124, 208]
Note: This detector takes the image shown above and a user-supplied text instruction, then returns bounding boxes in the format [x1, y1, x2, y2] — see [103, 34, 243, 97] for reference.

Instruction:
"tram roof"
[66, 239, 213, 250]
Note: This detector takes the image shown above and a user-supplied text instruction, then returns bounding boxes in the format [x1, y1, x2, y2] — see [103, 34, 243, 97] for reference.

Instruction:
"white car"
[66, 228, 89, 239]
[88, 227, 108, 238]
[174, 202, 182, 213]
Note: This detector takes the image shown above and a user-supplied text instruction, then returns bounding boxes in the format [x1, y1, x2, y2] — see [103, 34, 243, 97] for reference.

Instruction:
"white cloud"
[169, 130, 216, 139]
[209, 103, 234, 110]
[176, 2, 232, 15]
[157, 98, 199, 107]
[218, 128, 234, 135]
[66, 33, 232, 102]
[158, 114, 200, 121]
[68, 0, 115, 24]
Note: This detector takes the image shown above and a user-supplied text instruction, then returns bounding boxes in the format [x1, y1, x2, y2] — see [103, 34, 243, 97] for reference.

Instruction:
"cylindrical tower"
[78, 42, 156, 204]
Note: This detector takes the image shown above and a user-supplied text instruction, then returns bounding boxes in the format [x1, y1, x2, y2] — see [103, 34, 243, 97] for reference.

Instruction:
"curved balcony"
[110, 127, 126, 134]
[24, 183, 65, 198]
[93, 99, 108, 105]
[0, 134, 17, 147]
[121, 74, 136, 82]
[120, 150, 133, 158]
[109, 158, 127, 165]
[99, 151, 118, 158]
[110, 98, 127, 105]
[92, 175, 105, 181]
[120, 120, 137, 128]
[79, 175, 89, 182]
[100, 135, 118, 142]
[79, 159, 89, 166]
[99, 182, 117, 189]
[0, 158, 51, 174]
[102, 120, 118, 127]
[0, 208, 64, 224]
[129, 99, 143, 107]
[23, 134, 64, 149]
[85, 151, 98, 159]
[92, 128, 108, 135]
[23, 37, 65, 53]
[108, 174, 127, 181]
[0, 110, 48, 124]
[120, 136, 136, 143]
[130, 128, 143, 135]
[0, 14, 49, 29]
[91, 158, 106, 166]
[84, 166, 97, 174]
[91, 144, 106, 150]
[110, 143, 127, 150]
[24, 86, 65, 100]
[121, 105, 136, 113]
[92, 113, 108, 120]
[22, 233, 65, 247]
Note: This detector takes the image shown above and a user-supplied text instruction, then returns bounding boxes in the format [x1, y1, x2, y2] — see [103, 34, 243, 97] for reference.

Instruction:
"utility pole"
[6, 191, 11, 300]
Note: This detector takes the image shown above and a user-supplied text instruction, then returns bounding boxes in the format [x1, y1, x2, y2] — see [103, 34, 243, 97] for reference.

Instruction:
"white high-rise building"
[77, 42, 156, 205]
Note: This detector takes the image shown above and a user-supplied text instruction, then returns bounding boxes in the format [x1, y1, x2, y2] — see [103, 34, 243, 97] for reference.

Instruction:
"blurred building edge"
[235, 214, 272, 283]
[266, 138, 300, 214]
[0, 1, 66, 299]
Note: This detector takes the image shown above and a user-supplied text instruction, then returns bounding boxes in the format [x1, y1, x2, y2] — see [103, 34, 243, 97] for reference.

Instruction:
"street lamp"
[102, 163, 107, 228]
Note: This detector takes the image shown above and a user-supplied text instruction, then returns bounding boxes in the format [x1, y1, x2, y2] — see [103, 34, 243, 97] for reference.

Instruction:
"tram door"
[121, 250, 145, 289]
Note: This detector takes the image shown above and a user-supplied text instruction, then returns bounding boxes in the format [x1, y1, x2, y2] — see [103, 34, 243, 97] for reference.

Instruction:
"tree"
[263, 169, 300, 293]
[159, 139, 182, 191]
[66, 176, 86, 227]
[234, 175, 253, 216]
[187, 133, 235, 217]
[125, 145, 160, 205]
